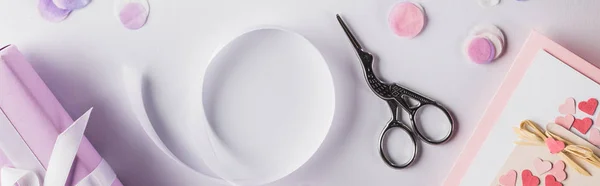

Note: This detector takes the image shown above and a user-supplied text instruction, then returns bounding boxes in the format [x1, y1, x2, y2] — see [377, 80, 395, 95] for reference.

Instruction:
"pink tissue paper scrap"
[0, 45, 123, 186]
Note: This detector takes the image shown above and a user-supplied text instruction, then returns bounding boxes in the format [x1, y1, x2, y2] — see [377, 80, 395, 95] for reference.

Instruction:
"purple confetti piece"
[52, 0, 91, 10]
[119, 2, 149, 30]
[39, 0, 71, 22]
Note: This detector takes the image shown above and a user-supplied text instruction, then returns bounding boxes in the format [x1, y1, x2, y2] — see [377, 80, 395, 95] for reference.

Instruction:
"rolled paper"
[0, 45, 123, 186]
[514, 120, 600, 176]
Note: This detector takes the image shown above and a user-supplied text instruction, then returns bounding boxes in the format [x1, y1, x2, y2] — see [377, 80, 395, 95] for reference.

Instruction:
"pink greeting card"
[446, 31, 600, 185]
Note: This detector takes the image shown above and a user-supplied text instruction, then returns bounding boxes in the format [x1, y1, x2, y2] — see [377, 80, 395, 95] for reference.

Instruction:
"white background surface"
[2, 0, 600, 185]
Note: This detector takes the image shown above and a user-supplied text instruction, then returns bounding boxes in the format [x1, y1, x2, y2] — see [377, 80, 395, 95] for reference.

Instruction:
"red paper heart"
[579, 98, 598, 115]
[544, 175, 562, 186]
[545, 137, 565, 154]
[521, 169, 540, 186]
[573, 117, 593, 134]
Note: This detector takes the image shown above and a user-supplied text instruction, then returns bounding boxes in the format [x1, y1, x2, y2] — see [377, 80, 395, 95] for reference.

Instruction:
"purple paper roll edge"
[0, 45, 122, 186]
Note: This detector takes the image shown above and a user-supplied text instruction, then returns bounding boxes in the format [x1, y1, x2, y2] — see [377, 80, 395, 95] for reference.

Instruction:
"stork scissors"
[336, 14, 456, 169]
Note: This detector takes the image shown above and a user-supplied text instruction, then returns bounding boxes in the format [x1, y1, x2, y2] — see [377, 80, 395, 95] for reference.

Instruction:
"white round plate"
[195, 27, 335, 185]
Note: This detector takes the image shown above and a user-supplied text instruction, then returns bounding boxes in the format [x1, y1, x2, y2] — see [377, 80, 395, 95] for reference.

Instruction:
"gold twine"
[513, 120, 600, 176]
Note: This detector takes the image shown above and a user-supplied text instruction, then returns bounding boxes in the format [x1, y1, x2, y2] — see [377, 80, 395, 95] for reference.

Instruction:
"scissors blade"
[336, 14, 364, 52]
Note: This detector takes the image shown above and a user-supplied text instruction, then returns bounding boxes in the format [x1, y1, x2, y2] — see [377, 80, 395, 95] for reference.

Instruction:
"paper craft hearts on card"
[549, 160, 567, 182]
[545, 137, 565, 154]
[578, 98, 598, 115]
[521, 169, 540, 186]
[559, 97, 576, 115]
[498, 170, 517, 186]
[554, 115, 574, 129]
[533, 158, 552, 174]
[544, 175, 562, 186]
[573, 117, 593, 134]
[589, 128, 600, 147]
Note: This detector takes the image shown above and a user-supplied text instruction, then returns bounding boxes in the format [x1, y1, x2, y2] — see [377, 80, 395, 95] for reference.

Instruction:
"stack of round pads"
[463, 25, 505, 64]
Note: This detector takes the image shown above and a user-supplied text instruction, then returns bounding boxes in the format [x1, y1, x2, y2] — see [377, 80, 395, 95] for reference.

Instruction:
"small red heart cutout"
[573, 117, 593, 134]
[545, 137, 565, 154]
[544, 175, 562, 186]
[522, 169, 540, 186]
[579, 98, 598, 115]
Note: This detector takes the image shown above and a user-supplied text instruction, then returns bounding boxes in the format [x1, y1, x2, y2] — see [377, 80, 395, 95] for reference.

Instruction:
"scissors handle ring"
[410, 102, 456, 145]
[378, 120, 419, 169]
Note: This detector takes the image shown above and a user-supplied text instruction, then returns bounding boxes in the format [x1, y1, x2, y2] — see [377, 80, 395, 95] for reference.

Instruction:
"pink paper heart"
[573, 117, 593, 134]
[579, 98, 598, 115]
[589, 128, 600, 147]
[521, 169, 540, 186]
[549, 160, 567, 182]
[545, 175, 562, 186]
[555, 115, 575, 129]
[545, 137, 565, 154]
[559, 97, 576, 115]
[533, 158, 552, 174]
[498, 170, 517, 186]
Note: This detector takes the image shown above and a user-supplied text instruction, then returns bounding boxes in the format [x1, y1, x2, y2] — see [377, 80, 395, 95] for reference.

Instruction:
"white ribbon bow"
[0, 108, 117, 186]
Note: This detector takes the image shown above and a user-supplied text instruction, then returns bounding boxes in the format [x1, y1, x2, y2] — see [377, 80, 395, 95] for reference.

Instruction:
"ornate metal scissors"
[336, 14, 456, 169]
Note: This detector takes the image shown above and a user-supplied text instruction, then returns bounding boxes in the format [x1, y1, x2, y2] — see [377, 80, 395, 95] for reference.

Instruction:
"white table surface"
[2, 0, 600, 185]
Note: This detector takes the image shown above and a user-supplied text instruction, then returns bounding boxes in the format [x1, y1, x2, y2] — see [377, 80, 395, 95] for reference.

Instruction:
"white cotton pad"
[470, 24, 505, 46]
[479, 0, 501, 7]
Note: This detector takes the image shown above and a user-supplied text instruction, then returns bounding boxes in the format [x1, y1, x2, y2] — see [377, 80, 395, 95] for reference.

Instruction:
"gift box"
[493, 121, 600, 186]
[0, 45, 122, 186]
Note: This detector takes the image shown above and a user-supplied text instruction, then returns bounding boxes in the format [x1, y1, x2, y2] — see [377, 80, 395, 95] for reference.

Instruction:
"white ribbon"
[0, 108, 117, 186]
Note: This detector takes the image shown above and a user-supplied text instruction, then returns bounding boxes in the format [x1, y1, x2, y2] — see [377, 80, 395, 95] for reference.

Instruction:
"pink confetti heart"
[578, 98, 598, 115]
[545, 175, 562, 186]
[549, 160, 567, 182]
[555, 115, 574, 129]
[545, 137, 565, 154]
[589, 128, 600, 147]
[498, 170, 516, 186]
[533, 158, 552, 174]
[521, 169, 540, 186]
[573, 117, 593, 134]
[559, 97, 576, 115]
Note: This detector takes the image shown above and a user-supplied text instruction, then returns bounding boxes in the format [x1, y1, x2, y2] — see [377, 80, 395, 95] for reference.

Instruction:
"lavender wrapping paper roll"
[0, 45, 123, 186]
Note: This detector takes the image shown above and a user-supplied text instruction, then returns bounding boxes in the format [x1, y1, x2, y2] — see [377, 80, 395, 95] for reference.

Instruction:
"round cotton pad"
[39, 0, 71, 22]
[53, 0, 91, 10]
[467, 37, 496, 64]
[469, 24, 505, 58]
[114, 0, 149, 30]
[479, 0, 500, 7]
[470, 24, 505, 46]
[388, 2, 426, 38]
[476, 32, 503, 58]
